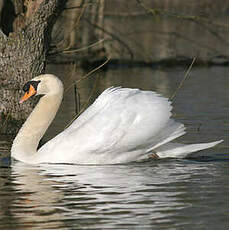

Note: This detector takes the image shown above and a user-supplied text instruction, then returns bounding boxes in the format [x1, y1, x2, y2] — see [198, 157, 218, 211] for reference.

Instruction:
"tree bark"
[0, 0, 65, 135]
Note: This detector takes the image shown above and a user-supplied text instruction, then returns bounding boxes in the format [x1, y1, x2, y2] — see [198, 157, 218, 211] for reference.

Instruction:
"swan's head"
[20, 74, 63, 103]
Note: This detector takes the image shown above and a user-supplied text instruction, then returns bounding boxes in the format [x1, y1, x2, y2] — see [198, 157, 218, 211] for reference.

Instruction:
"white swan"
[11, 74, 222, 164]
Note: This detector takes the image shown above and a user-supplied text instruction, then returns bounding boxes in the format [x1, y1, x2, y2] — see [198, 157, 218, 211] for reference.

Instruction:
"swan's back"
[37, 87, 185, 164]
[66, 87, 174, 136]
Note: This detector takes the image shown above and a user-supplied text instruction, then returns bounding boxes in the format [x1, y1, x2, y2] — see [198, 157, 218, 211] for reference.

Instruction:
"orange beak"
[20, 85, 37, 104]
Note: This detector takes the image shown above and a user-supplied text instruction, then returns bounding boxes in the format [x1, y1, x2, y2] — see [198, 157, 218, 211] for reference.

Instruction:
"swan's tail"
[154, 140, 223, 158]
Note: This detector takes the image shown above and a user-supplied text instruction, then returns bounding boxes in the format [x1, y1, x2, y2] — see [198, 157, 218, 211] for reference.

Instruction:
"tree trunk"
[0, 0, 65, 135]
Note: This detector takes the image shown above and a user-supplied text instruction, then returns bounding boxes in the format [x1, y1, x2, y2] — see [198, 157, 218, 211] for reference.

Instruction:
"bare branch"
[64, 56, 111, 93]
[51, 39, 106, 55]
[170, 57, 196, 101]
[65, 74, 100, 130]
[136, 0, 229, 30]
[84, 17, 134, 60]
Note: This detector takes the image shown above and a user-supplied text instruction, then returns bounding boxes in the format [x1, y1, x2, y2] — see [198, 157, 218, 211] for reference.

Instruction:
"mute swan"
[11, 74, 222, 164]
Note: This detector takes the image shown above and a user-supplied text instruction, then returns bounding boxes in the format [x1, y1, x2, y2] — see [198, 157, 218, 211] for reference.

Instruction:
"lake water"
[0, 66, 229, 229]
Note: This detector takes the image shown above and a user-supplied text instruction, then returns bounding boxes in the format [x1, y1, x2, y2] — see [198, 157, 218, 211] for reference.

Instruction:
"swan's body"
[11, 74, 222, 164]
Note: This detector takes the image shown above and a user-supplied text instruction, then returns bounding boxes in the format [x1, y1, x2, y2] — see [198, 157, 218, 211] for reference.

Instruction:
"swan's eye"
[20, 80, 41, 103]
[23, 80, 41, 93]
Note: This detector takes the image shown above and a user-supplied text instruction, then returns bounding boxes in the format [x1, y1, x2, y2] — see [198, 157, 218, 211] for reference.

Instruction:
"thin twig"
[64, 56, 110, 93]
[74, 83, 80, 115]
[170, 57, 196, 101]
[76, 57, 110, 84]
[64, 74, 100, 129]
[62, 39, 105, 54]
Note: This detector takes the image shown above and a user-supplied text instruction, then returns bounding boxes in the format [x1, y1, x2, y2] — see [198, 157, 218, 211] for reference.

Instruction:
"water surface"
[0, 66, 229, 229]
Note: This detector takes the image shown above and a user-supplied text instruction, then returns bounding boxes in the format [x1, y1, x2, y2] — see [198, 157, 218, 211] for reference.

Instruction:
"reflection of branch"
[136, 0, 201, 21]
[51, 39, 105, 55]
[64, 3, 93, 10]
[192, 20, 229, 47]
[84, 17, 134, 60]
[136, 0, 229, 30]
[61, 1, 86, 47]
[103, 12, 147, 17]
[136, 0, 229, 50]
[49, 1, 87, 53]
[63, 39, 105, 53]
[125, 28, 219, 54]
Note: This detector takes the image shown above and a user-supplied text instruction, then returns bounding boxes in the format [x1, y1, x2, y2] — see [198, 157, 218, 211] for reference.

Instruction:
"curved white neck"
[11, 93, 63, 163]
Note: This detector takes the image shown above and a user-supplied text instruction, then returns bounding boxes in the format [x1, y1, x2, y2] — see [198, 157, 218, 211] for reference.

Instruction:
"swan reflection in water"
[9, 160, 215, 228]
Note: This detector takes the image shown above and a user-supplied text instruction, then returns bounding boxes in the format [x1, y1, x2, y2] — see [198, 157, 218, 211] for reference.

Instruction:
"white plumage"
[11, 74, 222, 164]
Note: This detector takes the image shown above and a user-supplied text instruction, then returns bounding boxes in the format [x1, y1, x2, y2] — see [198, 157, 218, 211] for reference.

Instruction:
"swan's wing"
[38, 87, 185, 163]
[154, 140, 223, 158]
